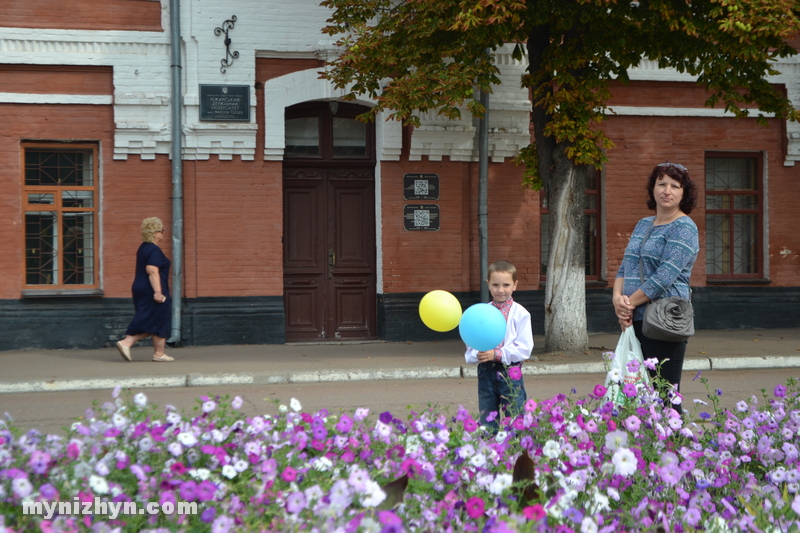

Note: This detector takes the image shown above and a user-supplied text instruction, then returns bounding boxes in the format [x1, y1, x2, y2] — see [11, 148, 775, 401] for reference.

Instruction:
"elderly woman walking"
[116, 217, 174, 362]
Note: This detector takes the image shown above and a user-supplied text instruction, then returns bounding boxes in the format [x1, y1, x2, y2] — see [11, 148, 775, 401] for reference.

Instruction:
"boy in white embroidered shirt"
[464, 260, 534, 431]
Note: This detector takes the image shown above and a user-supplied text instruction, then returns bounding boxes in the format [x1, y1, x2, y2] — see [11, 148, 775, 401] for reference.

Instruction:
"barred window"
[22, 144, 99, 290]
[705, 153, 762, 279]
[540, 170, 602, 281]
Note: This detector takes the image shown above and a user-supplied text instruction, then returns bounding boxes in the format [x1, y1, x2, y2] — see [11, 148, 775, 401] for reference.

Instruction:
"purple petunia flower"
[179, 480, 197, 502]
[379, 411, 393, 424]
[196, 480, 217, 502]
[285, 491, 307, 514]
[335, 414, 354, 433]
[442, 470, 458, 484]
[27, 450, 50, 475]
[775, 384, 787, 398]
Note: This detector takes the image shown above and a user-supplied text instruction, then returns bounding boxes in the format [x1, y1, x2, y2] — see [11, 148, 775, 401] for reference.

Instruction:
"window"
[284, 101, 373, 160]
[705, 153, 762, 279]
[22, 144, 99, 291]
[540, 170, 602, 281]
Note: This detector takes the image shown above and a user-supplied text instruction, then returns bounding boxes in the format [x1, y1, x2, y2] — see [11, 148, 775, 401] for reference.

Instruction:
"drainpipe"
[168, 0, 184, 345]
[478, 89, 489, 303]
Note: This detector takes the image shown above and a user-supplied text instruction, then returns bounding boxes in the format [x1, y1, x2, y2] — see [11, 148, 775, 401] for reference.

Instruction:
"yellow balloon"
[419, 290, 462, 332]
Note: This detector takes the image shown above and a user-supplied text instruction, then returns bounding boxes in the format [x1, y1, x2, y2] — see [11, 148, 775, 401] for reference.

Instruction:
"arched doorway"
[282, 101, 377, 342]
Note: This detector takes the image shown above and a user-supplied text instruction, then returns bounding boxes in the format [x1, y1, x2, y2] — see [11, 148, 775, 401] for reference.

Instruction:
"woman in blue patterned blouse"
[612, 163, 699, 414]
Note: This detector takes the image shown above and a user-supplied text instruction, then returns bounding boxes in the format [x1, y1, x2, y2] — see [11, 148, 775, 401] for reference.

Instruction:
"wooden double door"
[282, 102, 377, 342]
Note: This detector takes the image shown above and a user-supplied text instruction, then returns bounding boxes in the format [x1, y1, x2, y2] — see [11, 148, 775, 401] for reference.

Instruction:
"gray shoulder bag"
[638, 221, 695, 343]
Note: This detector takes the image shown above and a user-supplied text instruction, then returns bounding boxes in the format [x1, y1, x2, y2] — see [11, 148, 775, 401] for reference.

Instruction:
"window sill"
[21, 289, 105, 298]
[705, 278, 771, 286]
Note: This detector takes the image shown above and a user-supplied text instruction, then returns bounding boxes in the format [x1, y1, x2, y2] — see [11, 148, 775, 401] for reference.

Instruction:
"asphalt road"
[3, 367, 798, 436]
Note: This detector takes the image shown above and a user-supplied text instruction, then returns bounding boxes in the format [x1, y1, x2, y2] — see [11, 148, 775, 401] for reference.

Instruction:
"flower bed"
[1, 363, 800, 532]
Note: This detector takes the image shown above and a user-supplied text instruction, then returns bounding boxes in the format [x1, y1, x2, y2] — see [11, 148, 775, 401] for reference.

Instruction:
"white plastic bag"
[603, 326, 650, 405]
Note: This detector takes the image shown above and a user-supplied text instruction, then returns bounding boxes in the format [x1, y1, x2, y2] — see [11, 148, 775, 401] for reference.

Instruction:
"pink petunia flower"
[462, 418, 478, 433]
[523, 504, 546, 521]
[281, 467, 298, 483]
[508, 366, 522, 381]
[466, 496, 485, 519]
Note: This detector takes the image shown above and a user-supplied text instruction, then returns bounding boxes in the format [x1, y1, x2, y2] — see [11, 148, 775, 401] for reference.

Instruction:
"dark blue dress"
[125, 242, 171, 338]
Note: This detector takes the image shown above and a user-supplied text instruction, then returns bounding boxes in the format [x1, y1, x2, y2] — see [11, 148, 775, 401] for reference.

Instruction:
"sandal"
[116, 341, 132, 362]
[152, 354, 174, 362]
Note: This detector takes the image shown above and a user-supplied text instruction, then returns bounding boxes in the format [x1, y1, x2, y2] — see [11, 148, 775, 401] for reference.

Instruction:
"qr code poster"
[403, 204, 440, 231]
[403, 174, 439, 200]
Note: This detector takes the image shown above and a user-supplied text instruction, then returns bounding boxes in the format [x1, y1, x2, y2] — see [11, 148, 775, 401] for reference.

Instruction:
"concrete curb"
[0, 356, 798, 394]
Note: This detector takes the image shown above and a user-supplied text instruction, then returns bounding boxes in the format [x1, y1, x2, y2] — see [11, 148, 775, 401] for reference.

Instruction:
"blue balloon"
[459, 303, 507, 351]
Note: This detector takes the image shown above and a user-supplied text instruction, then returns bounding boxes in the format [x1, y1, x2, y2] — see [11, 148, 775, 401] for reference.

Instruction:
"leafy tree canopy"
[321, 0, 800, 187]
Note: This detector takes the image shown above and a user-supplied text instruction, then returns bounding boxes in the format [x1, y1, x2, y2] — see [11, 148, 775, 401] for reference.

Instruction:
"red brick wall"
[0, 65, 114, 95]
[609, 80, 718, 108]
[183, 159, 284, 298]
[3, 0, 162, 31]
[379, 158, 538, 295]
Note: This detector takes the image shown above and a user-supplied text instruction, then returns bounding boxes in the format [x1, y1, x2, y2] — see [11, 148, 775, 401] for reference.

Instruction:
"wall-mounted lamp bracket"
[214, 15, 239, 74]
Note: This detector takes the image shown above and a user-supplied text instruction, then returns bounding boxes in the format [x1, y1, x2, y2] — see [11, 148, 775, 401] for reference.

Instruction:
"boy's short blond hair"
[488, 260, 517, 282]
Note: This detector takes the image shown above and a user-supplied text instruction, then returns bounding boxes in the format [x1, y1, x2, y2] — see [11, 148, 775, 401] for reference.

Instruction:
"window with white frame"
[22, 144, 99, 290]
[705, 153, 762, 279]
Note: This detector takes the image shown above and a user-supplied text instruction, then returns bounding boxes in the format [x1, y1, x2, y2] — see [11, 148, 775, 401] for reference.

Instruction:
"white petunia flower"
[221, 464, 237, 479]
[290, 398, 302, 412]
[189, 468, 211, 480]
[177, 432, 197, 447]
[612, 447, 637, 477]
[543, 440, 561, 459]
[139, 436, 153, 452]
[112, 413, 129, 429]
[488, 473, 513, 495]
[167, 442, 183, 457]
[133, 393, 148, 407]
[88, 475, 109, 494]
[458, 444, 475, 459]
[360, 480, 386, 508]
[313, 456, 333, 471]
[469, 453, 486, 468]
[581, 516, 598, 533]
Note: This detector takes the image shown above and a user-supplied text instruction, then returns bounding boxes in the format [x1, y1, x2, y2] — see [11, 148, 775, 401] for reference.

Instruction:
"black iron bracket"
[214, 15, 239, 74]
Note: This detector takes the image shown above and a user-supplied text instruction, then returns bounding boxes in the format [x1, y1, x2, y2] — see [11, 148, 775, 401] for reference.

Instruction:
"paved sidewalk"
[1, 328, 799, 394]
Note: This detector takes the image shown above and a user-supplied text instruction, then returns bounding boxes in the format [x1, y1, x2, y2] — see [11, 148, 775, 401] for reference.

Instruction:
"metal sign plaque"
[403, 173, 439, 200]
[403, 204, 440, 231]
[199, 84, 250, 121]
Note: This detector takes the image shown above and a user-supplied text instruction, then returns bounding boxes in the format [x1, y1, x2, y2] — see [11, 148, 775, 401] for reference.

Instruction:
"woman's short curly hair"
[646, 163, 698, 214]
[140, 217, 164, 243]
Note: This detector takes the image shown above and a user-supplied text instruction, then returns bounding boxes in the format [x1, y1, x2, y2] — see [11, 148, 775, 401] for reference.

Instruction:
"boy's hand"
[477, 350, 495, 363]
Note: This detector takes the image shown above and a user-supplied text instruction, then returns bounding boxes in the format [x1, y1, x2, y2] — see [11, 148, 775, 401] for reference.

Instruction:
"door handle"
[328, 250, 336, 267]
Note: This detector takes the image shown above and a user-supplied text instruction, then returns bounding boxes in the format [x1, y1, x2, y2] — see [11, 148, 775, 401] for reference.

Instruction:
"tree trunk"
[528, 26, 590, 353]
[543, 146, 590, 353]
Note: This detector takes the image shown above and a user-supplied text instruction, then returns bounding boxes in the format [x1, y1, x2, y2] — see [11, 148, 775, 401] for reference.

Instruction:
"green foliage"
[321, 0, 800, 184]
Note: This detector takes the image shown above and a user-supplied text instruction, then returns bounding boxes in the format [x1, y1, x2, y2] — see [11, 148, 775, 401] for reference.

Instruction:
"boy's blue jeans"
[477, 361, 527, 432]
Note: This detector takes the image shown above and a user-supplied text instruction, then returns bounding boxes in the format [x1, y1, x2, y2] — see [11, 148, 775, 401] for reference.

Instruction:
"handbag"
[638, 221, 695, 343]
[603, 326, 650, 405]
